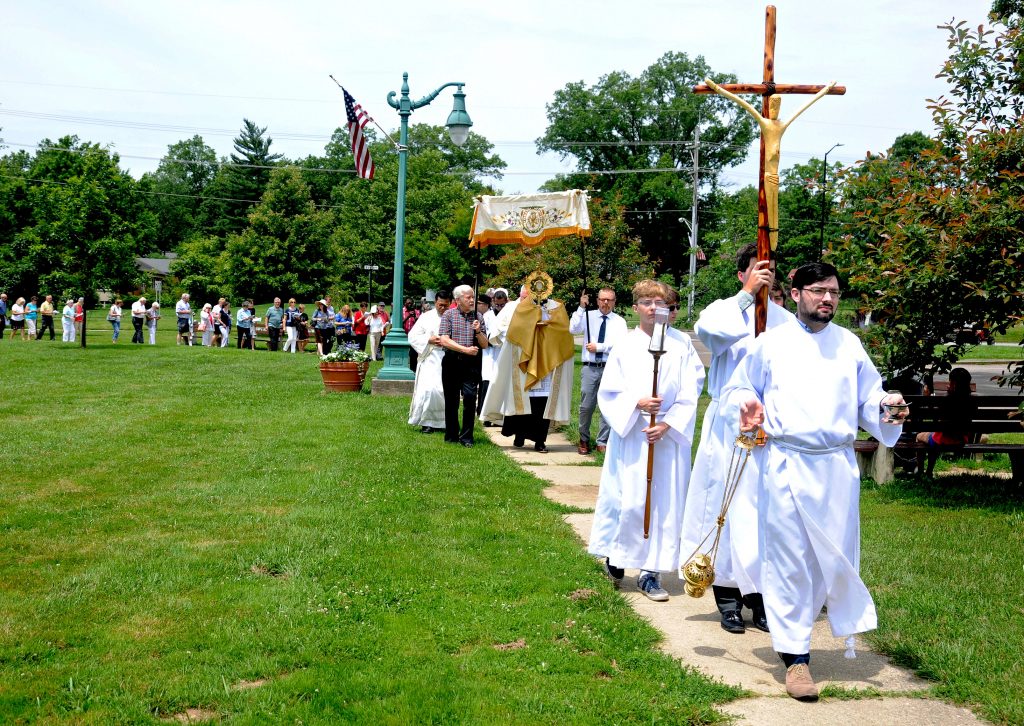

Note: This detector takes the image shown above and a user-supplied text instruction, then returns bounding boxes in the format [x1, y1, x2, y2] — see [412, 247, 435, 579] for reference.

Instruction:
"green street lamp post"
[374, 72, 472, 386]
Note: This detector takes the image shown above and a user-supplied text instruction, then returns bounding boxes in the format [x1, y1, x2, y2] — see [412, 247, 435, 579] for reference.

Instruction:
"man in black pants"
[437, 285, 488, 447]
[37, 295, 56, 340]
[130, 296, 147, 344]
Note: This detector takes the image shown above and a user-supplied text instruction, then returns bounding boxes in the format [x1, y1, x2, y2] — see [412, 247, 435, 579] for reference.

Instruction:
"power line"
[0, 173, 347, 211]
[0, 108, 870, 160]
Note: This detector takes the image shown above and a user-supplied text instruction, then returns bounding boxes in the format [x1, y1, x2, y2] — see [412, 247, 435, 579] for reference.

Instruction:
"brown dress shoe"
[596, 444, 607, 453]
[785, 663, 819, 701]
[578, 443, 591, 455]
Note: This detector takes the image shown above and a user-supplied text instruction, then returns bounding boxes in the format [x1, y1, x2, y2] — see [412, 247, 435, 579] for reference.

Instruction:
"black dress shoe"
[461, 441, 474, 448]
[751, 608, 770, 632]
[721, 610, 746, 634]
[420, 426, 434, 434]
[513, 437, 525, 448]
[534, 443, 549, 453]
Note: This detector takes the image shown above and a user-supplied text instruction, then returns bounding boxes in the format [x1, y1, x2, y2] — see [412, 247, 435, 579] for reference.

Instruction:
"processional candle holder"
[643, 306, 670, 539]
[681, 430, 759, 597]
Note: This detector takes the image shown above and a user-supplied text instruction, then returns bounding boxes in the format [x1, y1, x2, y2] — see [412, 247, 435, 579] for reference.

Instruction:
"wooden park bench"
[854, 394, 1024, 484]
[252, 323, 317, 352]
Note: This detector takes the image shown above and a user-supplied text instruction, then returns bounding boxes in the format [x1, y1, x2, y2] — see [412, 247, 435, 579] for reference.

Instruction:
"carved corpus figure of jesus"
[704, 78, 837, 250]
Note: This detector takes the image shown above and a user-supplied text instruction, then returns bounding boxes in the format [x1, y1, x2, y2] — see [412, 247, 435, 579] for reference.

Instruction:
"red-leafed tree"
[832, 10, 1024, 389]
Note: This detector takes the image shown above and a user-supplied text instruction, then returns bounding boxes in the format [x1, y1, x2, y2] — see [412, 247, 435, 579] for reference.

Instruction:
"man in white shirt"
[725, 262, 908, 701]
[408, 291, 452, 433]
[681, 243, 791, 636]
[569, 287, 628, 454]
[130, 296, 147, 344]
[61, 299, 76, 342]
[175, 293, 193, 346]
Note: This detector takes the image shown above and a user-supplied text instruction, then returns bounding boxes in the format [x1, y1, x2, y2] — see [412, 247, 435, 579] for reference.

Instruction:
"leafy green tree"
[537, 51, 756, 285]
[199, 120, 283, 237]
[406, 124, 506, 192]
[168, 235, 225, 304]
[833, 14, 1024, 380]
[0, 149, 33, 291]
[221, 166, 334, 302]
[143, 135, 218, 250]
[8, 136, 156, 302]
[330, 125, 503, 301]
[296, 127, 358, 206]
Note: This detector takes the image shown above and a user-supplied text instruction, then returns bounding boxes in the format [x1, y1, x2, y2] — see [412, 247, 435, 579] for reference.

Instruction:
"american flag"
[343, 88, 374, 180]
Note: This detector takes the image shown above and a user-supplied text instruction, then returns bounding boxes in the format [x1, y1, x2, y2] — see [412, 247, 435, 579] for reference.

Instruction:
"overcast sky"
[1, 0, 991, 195]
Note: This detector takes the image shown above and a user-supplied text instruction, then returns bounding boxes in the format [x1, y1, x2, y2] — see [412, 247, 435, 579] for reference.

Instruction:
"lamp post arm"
[411, 82, 466, 111]
[387, 81, 466, 112]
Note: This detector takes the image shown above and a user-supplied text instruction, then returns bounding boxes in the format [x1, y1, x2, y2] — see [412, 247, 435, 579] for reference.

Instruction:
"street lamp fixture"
[374, 72, 472, 388]
[818, 142, 843, 260]
[679, 217, 697, 322]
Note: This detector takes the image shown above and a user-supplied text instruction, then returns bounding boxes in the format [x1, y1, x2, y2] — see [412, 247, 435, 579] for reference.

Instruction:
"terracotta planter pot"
[319, 361, 368, 392]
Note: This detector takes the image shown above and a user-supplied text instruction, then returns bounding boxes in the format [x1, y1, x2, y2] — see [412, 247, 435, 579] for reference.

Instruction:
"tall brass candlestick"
[643, 307, 670, 539]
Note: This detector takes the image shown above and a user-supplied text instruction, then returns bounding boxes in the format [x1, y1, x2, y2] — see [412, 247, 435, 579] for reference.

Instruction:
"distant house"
[135, 253, 176, 282]
[134, 253, 178, 300]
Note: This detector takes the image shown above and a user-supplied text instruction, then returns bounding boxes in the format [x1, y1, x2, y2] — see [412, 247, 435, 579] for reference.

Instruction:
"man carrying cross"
[692, 4, 844, 335]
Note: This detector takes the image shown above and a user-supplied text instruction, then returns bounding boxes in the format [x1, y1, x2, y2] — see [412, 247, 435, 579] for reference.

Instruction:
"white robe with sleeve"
[680, 295, 792, 593]
[481, 309, 499, 383]
[721, 319, 902, 654]
[407, 309, 445, 430]
[588, 327, 705, 572]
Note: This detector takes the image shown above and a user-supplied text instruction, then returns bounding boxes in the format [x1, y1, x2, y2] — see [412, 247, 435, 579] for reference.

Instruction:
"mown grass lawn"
[0, 332, 737, 724]
[4, 320, 1022, 724]
[861, 475, 1024, 725]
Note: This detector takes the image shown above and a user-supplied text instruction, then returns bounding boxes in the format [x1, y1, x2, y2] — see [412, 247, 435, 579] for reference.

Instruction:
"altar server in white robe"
[408, 291, 451, 433]
[588, 280, 705, 602]
[681, 243, 792, 635]
[724, 262, 907, 702]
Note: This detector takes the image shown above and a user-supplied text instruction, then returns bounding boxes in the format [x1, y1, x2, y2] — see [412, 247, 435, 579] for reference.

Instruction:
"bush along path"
[483, 426, 985, 725]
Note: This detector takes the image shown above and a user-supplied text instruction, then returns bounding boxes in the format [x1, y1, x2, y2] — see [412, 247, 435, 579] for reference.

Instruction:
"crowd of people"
[0, 293, 86, 342]
[0, 290, 402, 360]
[405, 247, 911, 703]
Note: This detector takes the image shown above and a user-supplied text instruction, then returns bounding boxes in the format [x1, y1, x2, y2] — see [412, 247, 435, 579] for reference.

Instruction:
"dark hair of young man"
[736, 242, 759, 273]
[435, 290, 452, 302]
[791, 262, 841, 291]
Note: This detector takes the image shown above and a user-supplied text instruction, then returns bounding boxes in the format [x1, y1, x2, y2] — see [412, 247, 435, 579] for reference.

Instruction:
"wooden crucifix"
[693, 5, 845, 335]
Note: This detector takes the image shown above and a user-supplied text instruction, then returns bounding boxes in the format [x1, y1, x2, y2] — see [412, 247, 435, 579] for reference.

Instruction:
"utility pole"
[687, 123, 700, 322]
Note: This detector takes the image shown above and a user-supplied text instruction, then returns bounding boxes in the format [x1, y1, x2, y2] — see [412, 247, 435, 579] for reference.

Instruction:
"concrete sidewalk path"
[484, 425, 986, 725]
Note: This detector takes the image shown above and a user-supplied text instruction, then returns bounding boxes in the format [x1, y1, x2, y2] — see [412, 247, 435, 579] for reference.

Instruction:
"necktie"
[596, 315, 607, 360]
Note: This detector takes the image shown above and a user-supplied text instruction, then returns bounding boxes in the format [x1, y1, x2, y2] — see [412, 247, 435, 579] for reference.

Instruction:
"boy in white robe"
[408, 292, 451, 433]
[725, 262, 908, 701]
[588, 280, 705, 601]
[681, 243, 792, 634]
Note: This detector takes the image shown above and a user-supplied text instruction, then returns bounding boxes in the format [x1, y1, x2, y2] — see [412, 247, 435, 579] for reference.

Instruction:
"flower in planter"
[320, 343, 372, 363]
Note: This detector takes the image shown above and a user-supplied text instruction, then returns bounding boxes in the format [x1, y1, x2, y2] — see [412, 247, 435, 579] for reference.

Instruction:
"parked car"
[948, 323, 995, 346]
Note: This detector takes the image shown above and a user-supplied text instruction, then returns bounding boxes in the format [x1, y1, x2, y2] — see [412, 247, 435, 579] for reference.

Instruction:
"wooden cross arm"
[693, 83, 846, 95]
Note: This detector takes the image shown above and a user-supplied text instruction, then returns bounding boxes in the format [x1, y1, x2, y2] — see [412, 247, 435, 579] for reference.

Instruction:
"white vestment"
[480, 299, 573, 425]
[588, 327, 705, 572]
[481, 309, 499, 383]
[407, 309, 445, 430]
[681, 295, 792, 593]
[722, 319, 902, 654]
